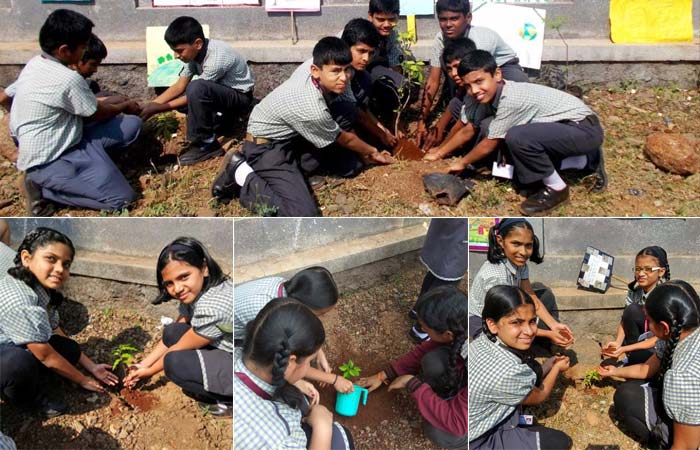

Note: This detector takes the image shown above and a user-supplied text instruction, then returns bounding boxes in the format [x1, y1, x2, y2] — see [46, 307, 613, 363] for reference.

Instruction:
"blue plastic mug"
[335, 385, 368, 417]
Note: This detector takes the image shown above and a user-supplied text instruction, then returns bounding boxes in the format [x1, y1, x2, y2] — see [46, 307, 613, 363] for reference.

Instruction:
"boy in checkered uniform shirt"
[211, 37, 394, 217]
[469, 285, 572, 449]
[140, 16, 255, 166]
[447, 50, 608, 216]
[7, 9, 142, 216]
[598, 280, 700, 449]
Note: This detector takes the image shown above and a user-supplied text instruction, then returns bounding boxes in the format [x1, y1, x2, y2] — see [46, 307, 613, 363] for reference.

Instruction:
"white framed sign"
[153, 0, 260, 6]
[265, 0, 320, 12]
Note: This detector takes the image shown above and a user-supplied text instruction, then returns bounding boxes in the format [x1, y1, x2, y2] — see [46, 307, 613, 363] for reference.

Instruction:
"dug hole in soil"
[0, 277, 232, 450]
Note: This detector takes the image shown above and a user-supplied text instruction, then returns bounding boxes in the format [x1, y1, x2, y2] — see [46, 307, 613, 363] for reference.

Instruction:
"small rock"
[109, 424, 118, 435]
[118, 429, 129, 440]
[73, 421, 85, 435]
[586, 411, 600, 426]
[418, 203, 434, 216]
[645, 133, 700, 175]
[334, 193, 347, 205]
[654, 200, 663, 207]
[86, 394, 99, 403]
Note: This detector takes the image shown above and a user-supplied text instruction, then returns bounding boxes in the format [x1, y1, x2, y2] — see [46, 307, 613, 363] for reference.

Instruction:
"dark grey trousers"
[185, 79, 253, 142]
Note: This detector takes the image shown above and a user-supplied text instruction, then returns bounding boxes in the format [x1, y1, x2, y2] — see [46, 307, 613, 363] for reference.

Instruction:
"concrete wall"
[2, 1, 697, 44]
[3, 217, 233, 274]
[234, 217, 426, 266]
[469, 218, 700, 287]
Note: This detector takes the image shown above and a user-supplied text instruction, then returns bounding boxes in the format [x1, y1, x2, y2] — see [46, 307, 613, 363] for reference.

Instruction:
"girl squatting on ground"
[469, 285, 572, 450]
[601, 246, 671, 366]
[359, 285, 469, 449]
[234, 299, 354, 450]
[124, 237, 233, 416]
[468, 218, 574, 349]
[0, 228, 117, 418]
[597, 280, 700, 450]
[234, 267, 354, 399]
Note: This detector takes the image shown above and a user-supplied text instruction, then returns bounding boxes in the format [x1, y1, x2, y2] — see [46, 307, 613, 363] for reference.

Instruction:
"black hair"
[164, 16, 205, 47]
[155, 237, 228, 304]
[243, 298, 325, 409]
[414, 285, 468, 397]
[458, 50, 498, 77]
[644, 280, 700, 446]
[481, 285, 543, 386]
[487, 218, 543, 265]
[628, 246, 671, 290]
[83, 33, 107, 62]
[284, 266, 339, 310]
[9, 227, 75, 306]
[368, 0, 400, 15]
[39, 9, 94, 55]
[342, 18, 381, 49]
[312, 37, 352, 68]
[436, 0, 470, 15]
[442, 37, 477, 66]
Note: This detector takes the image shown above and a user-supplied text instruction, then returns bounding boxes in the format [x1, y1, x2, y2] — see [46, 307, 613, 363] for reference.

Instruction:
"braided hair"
[486, 218, 543, 265]
[481, 285, 543, 386]
[8, 227, 74, 306]
[242, 298, 325, 409]
[414, 285, 468, 398]
[154, 237, 228, 304]
[627, 246, 671, 290]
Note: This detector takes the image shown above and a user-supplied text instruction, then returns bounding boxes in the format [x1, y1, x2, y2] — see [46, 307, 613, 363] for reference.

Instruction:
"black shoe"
[22, 176, 56, 217]
[34, 395, 67, 419]
[198, 401, 232, 417]
[179, 140, 224, 166]
[519, 186, 570, 216]
[586, 147, 608, 193]
[211, 150, 245, 202]
[408, 323, 429, 344]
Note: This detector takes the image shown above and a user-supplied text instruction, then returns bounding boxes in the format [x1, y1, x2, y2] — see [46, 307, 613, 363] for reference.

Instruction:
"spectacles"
[633, 266, 662, 274]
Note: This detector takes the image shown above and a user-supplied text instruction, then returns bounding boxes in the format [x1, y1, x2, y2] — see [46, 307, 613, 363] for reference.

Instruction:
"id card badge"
[492, 161, 514, 179]
[518, 414, 534, 426]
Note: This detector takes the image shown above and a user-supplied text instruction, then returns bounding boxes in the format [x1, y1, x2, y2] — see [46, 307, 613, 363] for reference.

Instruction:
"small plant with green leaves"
[144, 112, 180, 142]
[393, 30, 426, 137]
[339, 360, 361, 379]
[112, 344, 140, 372]
[582, 368, 601, 389]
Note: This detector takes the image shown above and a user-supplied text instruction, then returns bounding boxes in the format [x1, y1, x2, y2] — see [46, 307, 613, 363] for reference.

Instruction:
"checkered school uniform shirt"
[430, 26, 516, 68]
[180, 39, 254, 93]
[234, 348, 309, 449]
[234, 276, 286, 342]
[486, 81, 594, 140]
[0, 432, 16, 450]
[0, 276, 59, 346]
[247, 71, 341, 148]
[179, 279, 233, 353]
[625, 286, 650, 306]
[10, 54, 97, 171]
[0, 243, 15, 275]
[370, 28, 404, 68]
[654, 328, 700, 425]
[469, 259, 529, 318]
[468, 334, 537, 441]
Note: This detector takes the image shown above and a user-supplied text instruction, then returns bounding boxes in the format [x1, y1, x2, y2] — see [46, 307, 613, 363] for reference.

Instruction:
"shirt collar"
[502, 258, 521, 276]
[491, 80, 506, 109]
[194, 38, 209, 66]
[238, 356, 276, 396]
[41, 52, 69, 67]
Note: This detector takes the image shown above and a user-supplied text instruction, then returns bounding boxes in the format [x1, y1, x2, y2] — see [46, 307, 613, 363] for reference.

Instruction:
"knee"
[162, 323, 190, 347]
[102, 186, 137, 211]
[122, 115, 143, 144]
[504, 127, 526, 150]
[185, 79, 207, 98]
[613, 383, 638, 413]
[163, 351, 181, 382]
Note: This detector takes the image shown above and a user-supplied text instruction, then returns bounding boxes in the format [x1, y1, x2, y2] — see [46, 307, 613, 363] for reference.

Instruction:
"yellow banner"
[610, 0, 693, 43]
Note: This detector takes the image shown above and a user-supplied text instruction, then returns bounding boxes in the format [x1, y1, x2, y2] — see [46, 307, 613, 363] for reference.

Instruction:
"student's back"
[0, 242, 14, 275]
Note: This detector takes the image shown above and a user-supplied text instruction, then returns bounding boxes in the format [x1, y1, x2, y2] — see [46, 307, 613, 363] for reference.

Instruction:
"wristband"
[333, 374, 338, 386]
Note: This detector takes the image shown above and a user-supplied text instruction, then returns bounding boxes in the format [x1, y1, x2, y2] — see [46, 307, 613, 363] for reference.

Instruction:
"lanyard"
[235, 372, 272, 400]
[277, 283, 284, 298]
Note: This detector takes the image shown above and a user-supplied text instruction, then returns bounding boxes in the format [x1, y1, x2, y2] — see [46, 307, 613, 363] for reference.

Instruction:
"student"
[409, 218, 468, 342]
[359, 286, 468, 449]
[469, 285, 572, 449]
[417, 0, 527, 146]
[597, 281, 700, 450]
[210, 37, 394, 217]
[235, 299, 355, 450]
[447, 51, 608, 215]
[8, 9, 142, 216]
[124, 237, 233, 416]
[602, 246, 670, 366]
[0, 227, 117, 418]
[140, 16, 255, 165]
[234, 268, 354, 395]
[468, 218, 574, 348]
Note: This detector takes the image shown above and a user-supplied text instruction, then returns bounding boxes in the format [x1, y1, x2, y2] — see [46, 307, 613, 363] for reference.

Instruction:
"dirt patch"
[0, 296, 231, 450]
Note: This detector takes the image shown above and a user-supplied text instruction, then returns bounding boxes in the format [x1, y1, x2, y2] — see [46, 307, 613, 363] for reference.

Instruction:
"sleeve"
[460, 98, 481, 125]
[179, 62, 194, 79]
[490, 363, 536, 406]
[4, 81, 17, 98]
[0, 432, 17, 450]
[178, 302, 192, 319]
[199, 51, 231, 83]
[664, 371, 700, 425]
[409, 382, 468, 436]
[624, 288, 636, 306]
[487, 104, 522, 140]
[48, 306, 60, 330]
[4, 305, 53, 345]
[62, 75, 98, 117]
[295, 114, 341, 149]
[654, 339, 666, 360]
[430, 34, 443, 68]
[191, 307, 224, 342]
[386, 340, 442, 379]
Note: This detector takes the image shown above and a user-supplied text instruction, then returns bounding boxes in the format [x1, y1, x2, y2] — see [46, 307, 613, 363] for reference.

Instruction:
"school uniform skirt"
[469, 407, 571, 450]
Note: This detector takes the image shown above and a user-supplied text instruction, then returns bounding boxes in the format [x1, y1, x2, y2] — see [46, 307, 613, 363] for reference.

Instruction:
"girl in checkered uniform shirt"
[469, 285, 572, 450]
[0, 228, 117, 417]
[597, 280, 700, 450]
[601, 246, 671, 366]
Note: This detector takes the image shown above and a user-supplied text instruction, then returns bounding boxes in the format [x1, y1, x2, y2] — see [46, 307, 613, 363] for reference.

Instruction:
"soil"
[393, 138, 425, 161]
[1, 86, 697, 217]
[0, 291, 231, 450]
